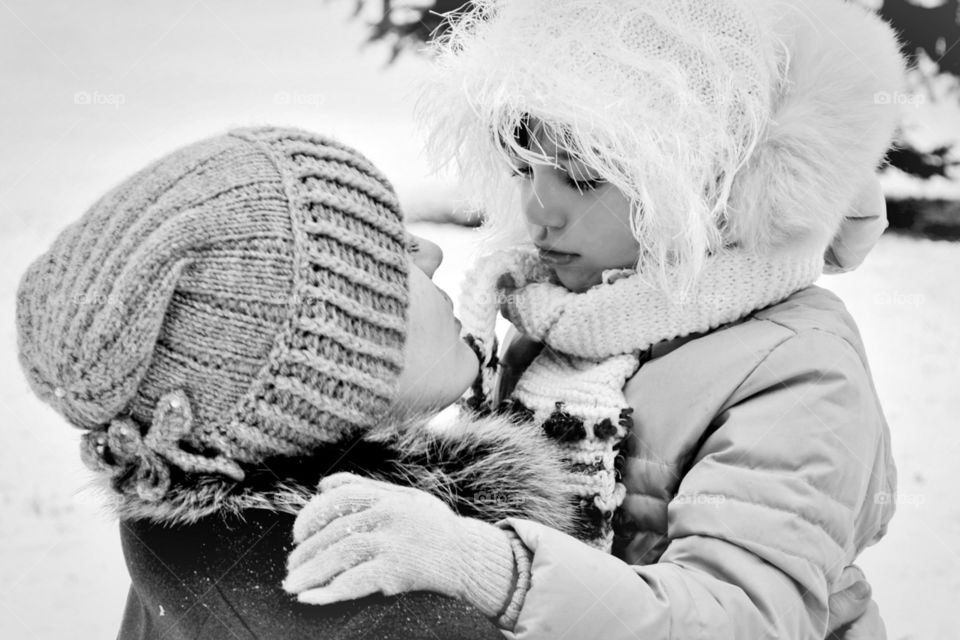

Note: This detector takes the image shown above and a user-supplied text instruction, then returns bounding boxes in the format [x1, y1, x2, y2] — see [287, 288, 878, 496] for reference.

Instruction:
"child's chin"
[554, 268, 602, 293]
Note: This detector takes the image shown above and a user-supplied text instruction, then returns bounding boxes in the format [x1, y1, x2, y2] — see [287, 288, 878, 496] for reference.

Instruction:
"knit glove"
[283, 472, 531, 627]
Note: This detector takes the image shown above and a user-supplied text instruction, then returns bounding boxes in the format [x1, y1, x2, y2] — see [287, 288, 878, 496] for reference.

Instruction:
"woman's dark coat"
[110, 412, 580, 639]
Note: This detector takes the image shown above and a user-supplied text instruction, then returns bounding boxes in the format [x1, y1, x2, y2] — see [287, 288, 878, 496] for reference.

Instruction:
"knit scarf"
[459, 246, 824, 551]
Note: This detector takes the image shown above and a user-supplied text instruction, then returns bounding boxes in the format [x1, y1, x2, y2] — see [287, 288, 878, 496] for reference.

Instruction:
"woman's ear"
[823, 174, 888, 274]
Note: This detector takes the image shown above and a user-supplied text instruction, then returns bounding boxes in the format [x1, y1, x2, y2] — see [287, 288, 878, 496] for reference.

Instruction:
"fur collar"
[92, 410, 583, 537]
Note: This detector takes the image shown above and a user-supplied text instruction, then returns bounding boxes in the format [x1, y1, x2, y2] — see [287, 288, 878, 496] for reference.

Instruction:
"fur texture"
[419, 0, 905, 290]
[96, 410, 582, 537]
[729, 0, 907, 250]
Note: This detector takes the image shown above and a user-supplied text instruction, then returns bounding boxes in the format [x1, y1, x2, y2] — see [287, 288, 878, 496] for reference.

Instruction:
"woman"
[15, 126, 579, 639]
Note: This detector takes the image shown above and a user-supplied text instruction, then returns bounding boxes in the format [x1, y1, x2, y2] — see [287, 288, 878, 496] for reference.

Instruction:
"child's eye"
[510, 164, 533, 179]
[510, 163, 605, 192]
[563, 174, 605, 192]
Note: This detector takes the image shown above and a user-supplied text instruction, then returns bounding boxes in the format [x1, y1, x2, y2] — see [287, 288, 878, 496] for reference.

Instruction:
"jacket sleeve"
[499, 330, 888, 640]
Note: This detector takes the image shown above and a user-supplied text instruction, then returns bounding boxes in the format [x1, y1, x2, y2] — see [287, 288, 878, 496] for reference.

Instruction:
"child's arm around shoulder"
[498, 316, 893, 639]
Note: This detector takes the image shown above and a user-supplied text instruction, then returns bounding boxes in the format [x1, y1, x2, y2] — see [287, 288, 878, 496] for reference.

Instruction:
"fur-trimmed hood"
[94, 409, 583, 538]
[420, 0, 905, 286]
[729, 0, 907, 251]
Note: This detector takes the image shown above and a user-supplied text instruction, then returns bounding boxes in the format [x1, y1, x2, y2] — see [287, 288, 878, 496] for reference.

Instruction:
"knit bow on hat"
[17, 127, 410, 511]
[80, 390, 245, 502]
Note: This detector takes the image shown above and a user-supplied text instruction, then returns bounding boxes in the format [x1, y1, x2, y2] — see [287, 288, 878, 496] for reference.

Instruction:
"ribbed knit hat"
[16, 126, 410, 501]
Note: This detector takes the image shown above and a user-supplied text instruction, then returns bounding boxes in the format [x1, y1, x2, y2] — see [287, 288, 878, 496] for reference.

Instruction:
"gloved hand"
[826, 565, 885, 639]
[283, 472, 529, 624]
[828, 599, 887, 640]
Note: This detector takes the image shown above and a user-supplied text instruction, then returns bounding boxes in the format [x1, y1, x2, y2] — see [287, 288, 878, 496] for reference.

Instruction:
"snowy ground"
[2, 1, 960, 639]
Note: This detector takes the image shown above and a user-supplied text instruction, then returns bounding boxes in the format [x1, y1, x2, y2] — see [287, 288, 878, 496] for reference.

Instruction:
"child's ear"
[823, 175, 888, 275]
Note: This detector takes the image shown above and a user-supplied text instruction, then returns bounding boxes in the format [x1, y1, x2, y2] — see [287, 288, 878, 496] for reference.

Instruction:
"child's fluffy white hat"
[420, 0, 906, 286]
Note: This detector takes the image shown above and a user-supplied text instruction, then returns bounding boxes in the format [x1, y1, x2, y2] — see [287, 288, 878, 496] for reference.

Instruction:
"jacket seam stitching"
[688, 493, 850, 555]
[717, 328, 869, 516]
[716, 319, 797, 415]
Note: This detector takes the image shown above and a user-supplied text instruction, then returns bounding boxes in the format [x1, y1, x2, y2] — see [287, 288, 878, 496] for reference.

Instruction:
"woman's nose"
[408, 234, 443, 278]
[522, 171, 566, 232]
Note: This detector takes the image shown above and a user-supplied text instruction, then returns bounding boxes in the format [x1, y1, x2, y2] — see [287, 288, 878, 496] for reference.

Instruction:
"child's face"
[511, 120, 640, 293]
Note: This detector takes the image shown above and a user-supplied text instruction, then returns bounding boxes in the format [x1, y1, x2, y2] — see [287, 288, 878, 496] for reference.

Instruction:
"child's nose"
[522, 174, 567, 231]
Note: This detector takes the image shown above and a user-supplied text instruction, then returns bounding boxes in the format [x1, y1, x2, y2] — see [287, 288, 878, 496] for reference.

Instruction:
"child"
[286, 0, 905, 638]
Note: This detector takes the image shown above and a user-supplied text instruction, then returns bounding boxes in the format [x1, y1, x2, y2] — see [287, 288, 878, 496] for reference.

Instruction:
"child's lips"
[537, 247, 579, 266]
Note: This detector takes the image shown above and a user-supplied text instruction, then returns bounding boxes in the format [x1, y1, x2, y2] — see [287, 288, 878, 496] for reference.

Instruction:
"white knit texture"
[504, 248, 825, 360]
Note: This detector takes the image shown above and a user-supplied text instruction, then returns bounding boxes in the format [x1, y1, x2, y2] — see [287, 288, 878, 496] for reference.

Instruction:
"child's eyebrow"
[553, 149, 590, 169]
[507, 119, 584, 168]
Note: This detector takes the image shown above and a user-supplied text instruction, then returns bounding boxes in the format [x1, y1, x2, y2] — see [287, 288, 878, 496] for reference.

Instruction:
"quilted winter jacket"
[501, 285, 897, 639]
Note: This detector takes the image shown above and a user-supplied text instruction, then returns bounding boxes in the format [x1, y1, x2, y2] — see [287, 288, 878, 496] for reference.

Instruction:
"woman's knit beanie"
[16, 126, 409, 501]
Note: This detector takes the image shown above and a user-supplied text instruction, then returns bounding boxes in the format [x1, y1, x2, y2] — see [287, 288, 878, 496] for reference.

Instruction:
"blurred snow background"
[1, 1, 959, 638]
